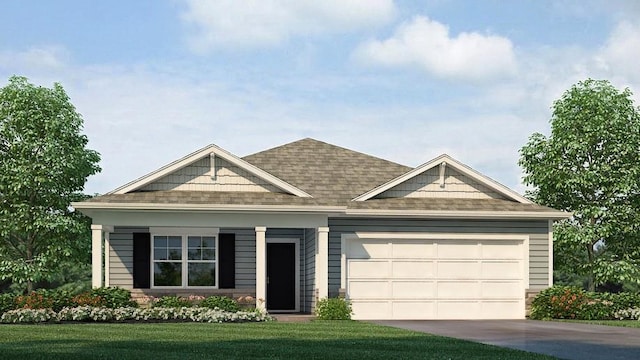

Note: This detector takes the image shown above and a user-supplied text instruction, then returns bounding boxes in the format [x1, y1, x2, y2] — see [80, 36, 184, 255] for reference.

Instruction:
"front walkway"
[373, 320, 640, 360]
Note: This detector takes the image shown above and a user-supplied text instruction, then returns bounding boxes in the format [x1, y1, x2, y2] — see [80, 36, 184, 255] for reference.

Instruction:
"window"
[151, 229, 218, 288]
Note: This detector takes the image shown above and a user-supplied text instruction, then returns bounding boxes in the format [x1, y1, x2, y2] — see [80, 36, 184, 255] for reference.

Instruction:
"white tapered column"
[91, 224, 104, 288]
[255, 226, 267, 310]
[316, 227, 329, 299]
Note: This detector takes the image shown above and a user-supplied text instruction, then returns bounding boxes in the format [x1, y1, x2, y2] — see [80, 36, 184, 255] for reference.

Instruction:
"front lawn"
[559, 320, 640, 328]
[0, 321, 553, 359]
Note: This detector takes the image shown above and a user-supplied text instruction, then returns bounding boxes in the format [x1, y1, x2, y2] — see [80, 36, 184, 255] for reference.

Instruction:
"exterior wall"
[375, 167, 506, 199]
[109, 226, 148, 288]
[140, 156, 280, 192]
[303, 228, 316, 313]
[327, 218, 550, 297]
[222, 228, 256, 289]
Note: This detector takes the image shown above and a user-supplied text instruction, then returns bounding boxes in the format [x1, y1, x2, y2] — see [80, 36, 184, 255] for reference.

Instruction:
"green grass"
[0, 321, 553, 359]
[558, 319, 640, 328]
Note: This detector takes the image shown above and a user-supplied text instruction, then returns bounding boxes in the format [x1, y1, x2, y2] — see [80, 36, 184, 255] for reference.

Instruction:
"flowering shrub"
[15, 291, 55, 310]
[0, 306, 272, 324]
[530, 285, 640, 320]
[614, 307, 640, 320]
[1, 308, 56, 323]
[89, 287, 137, 308]
[153, 296, 193, 308]
[72, 293, 104, 307]
[315, 297, 352, 320]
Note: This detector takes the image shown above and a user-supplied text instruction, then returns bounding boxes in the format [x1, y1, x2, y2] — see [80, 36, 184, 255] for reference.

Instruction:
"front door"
[266, 242, 296, 311]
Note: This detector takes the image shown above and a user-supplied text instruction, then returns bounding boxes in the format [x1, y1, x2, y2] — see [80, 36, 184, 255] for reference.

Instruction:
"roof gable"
[353, 154, 531, 204]
[109, 144, 312, 197]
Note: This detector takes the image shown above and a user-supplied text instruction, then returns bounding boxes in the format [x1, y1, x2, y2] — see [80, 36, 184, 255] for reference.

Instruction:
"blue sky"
[1, 0, 639, 195]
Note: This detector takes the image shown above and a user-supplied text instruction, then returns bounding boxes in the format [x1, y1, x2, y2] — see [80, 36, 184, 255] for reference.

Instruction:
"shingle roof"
[81, 138, 567, 216]
[242, 138, 411, 201]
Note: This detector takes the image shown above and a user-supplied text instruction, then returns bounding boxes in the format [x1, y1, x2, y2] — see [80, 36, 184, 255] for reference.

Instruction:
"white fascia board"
[108, 144, 312, 198]
[352, 154, 532, 204]
[343, 208, 572, 220]
[72, 201, 344, 213]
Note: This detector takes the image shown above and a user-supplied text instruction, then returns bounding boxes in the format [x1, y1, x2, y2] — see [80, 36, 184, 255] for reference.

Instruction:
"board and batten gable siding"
[139, 156, 281, 192]
[109, 226, 148, 288]
[375, 167, 507, 200]
[327, 218, 550, 297]
[304, 228, 316, 313]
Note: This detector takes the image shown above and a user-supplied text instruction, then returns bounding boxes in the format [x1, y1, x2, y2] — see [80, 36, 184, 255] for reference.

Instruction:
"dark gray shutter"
[133, 232, 151, 288]
[218, 233, 235, 289]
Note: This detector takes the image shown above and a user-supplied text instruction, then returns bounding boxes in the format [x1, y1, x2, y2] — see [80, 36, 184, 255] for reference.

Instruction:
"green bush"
[200, 296, 240, 312]
[315, 297, 352, 320]
[14, 289, 73, 312]
[153, 296, 192, 308]
[530, 285, 640, 320]
[89, 287, 137, 308]
[0, 293, 16, 315]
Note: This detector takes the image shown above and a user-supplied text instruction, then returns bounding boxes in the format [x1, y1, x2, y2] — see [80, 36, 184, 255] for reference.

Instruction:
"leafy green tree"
[0, 76, 100, 292]
[520, 79, 640, 291]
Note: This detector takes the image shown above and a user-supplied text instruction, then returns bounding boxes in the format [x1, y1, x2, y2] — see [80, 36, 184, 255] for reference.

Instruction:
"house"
[72, 138, 569, 320]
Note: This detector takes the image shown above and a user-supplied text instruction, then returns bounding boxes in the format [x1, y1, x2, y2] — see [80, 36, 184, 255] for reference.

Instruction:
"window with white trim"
[151, 229, 218, 288]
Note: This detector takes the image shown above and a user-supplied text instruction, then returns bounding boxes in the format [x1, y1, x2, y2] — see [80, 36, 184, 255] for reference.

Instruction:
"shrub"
[530, 286, 588, 320]
[72, 293, 104, 307]
[89, 287, 137, 308]
[0, 293, 16, 315]
[153, 296, 192, 308]
[315, 297, 352, 320]
[614, 307, 640, 320]
[200, 296, 240, 312]
[0, 308, 56, 324]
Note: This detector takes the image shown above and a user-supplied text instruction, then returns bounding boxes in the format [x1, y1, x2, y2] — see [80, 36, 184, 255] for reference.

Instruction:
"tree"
[520, 79, 640, 291]
[0, 76, 100, 292]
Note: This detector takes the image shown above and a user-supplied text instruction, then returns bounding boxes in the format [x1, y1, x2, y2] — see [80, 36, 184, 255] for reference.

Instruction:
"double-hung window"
[151, 228, 218, 288]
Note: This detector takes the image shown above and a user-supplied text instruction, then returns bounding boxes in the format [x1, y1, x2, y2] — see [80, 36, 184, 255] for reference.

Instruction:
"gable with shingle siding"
[139, 156, 281, 193]
[374, 166, 508, 200]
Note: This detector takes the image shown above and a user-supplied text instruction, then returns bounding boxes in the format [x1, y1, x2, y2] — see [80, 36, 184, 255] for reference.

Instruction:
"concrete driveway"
[373, 320, 640, 360]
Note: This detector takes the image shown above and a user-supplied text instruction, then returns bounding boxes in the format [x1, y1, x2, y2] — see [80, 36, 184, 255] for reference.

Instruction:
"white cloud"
[0, 46, 69, 71]
[353, 16, 517, 81]
[597, 21, 640, 82]
[180, 0, 397, 51]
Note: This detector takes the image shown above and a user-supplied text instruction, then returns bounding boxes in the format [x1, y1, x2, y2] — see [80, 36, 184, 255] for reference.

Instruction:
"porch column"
[103, 226, 113, 287]
[91, 224, 104, 288]
[255, 226, 267, 310]
[316, 227, 329, 299]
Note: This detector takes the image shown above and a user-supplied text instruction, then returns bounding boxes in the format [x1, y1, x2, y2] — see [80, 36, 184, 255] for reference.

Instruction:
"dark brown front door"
[266, 242, 296, 311]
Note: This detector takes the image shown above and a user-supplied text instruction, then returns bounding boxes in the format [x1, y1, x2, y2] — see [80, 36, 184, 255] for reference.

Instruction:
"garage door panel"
[481, 261, 522, 279]
[392, 301, 435, 319]
[391, 240, 434, 258]
[349, 280, 389, 298]
[437, 281, 480, 299]
[437, 301, 481, 319]
[392, 261, 435, 278]
[348, 259, 388, 278]
[438, 261, 480, 279]
[351, 301, 390, 320]
[481, 301, 524, 319]
[481, 281, 522, 298]
[391, 281, 435, 298]
[348, 240, 388, 259]
[482, 241, 522, 259]
[437, 241, 480, 259]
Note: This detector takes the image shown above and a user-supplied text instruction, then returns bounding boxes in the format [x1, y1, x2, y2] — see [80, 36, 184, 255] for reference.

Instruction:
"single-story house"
[73, 138, 569, 320]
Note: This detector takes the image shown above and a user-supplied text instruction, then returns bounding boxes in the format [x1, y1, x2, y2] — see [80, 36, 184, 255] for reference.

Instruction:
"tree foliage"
[0, 76, 100, 291]
[520, 79, 640, 291]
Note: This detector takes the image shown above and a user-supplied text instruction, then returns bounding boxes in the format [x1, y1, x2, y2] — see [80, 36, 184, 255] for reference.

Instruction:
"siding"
[304, 228, 316, 313]
[376, 167, 506, 200]
[327, 218, 549, 297]
[221, 228, 256, 289]
[140, 156, 280, 192]
[109, 226, 148, 288]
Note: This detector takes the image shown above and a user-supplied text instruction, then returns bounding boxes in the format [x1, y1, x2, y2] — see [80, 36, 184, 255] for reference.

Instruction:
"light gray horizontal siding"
[221, 228, 256, 289]
[327, 218, 550, 296]
[109, 226, 148, 289]
[304, 228, 316, 313]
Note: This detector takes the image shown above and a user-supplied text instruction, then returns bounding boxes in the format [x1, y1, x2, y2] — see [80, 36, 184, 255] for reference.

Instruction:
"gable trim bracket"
[108, 144, 313, 198]
[351, 154, 532, 204]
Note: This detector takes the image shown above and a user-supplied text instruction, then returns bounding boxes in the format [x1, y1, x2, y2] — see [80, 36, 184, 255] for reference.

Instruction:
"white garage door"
[345, 235, 526, 320]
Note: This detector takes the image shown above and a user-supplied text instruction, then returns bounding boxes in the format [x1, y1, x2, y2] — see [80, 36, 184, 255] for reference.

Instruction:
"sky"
[1, 0, 639, 195]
